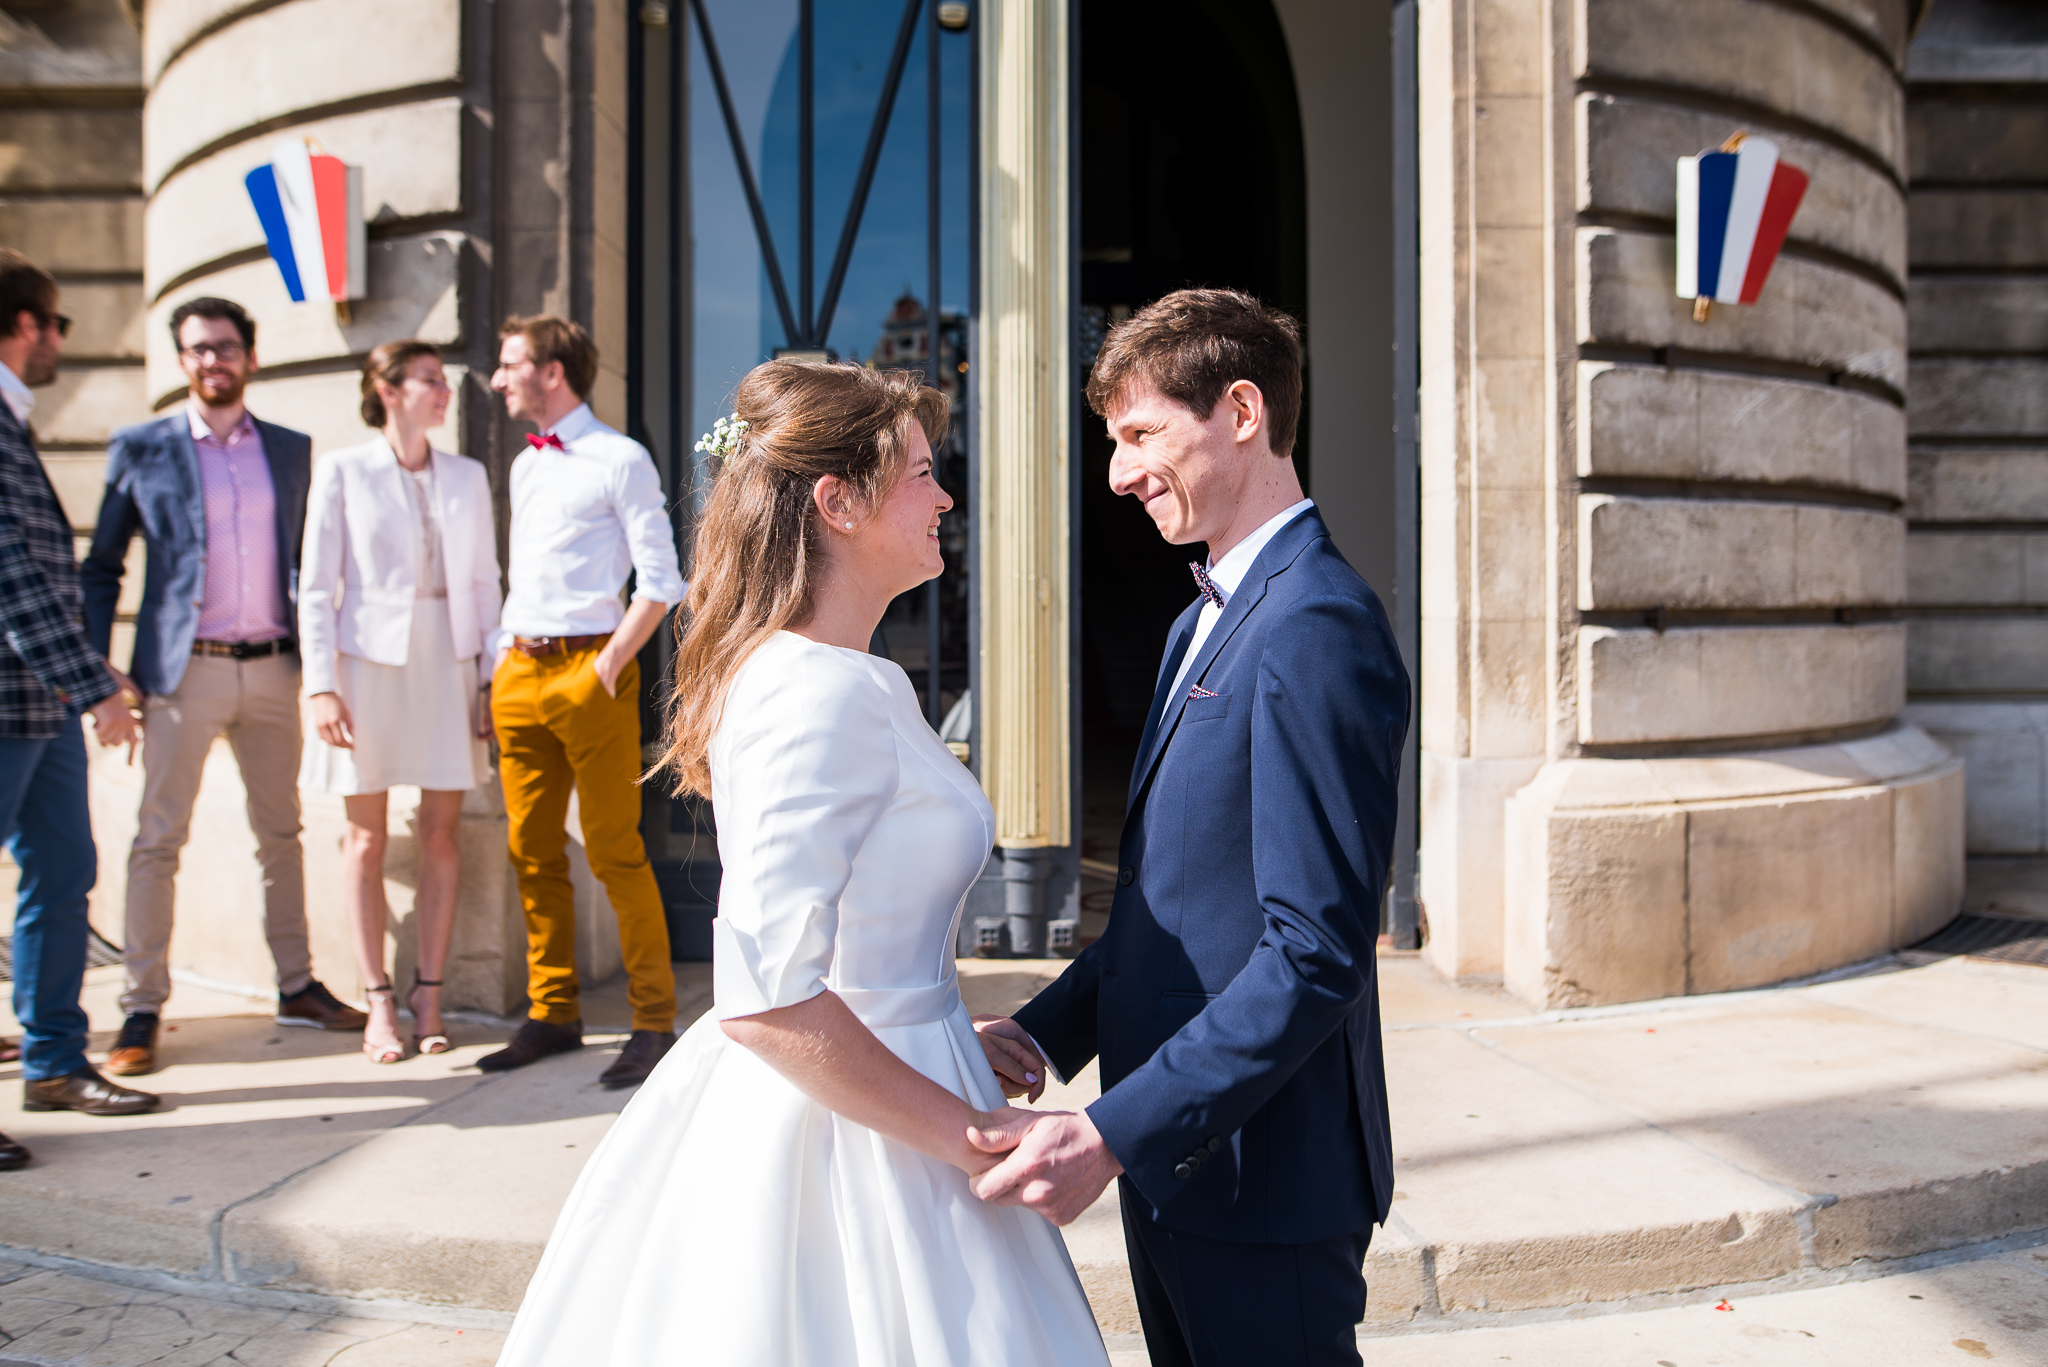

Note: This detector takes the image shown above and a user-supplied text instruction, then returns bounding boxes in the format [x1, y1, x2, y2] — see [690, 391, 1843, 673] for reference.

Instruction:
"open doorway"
[1077, 0, 1309, 876]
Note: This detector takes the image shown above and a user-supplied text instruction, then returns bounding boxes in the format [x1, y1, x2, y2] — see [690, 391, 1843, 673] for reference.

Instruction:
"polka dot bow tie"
[1189, 561, 1227, 610]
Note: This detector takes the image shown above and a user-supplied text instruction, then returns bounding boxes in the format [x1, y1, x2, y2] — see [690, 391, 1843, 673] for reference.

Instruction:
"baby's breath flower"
[693, 414, 749, 459]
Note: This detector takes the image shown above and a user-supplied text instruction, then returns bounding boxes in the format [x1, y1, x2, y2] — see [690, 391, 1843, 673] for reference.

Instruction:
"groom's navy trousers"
[1015, 508, 1406, 1366]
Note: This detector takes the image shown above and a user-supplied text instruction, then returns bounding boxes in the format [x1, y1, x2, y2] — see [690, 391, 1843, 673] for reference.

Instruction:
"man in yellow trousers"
[483, 315, 685, 1088]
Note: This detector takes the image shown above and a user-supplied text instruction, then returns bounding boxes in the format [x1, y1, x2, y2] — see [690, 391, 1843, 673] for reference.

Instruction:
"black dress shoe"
[599, 1029, 676, 1089]
[22, 1065, 160, 1116]
[477, 1018, 583, 1073]
[0, 1130, 29, 1170]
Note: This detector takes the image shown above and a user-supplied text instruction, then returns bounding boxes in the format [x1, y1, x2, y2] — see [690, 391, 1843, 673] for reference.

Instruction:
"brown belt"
[511, 633, 611, 658]
[192, 638, 295, 659]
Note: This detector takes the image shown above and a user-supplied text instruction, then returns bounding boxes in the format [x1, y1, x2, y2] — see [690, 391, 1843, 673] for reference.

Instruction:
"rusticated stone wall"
[1420, 0, 1963, 1006]
[1896, 2, 2048, 861]
[0, 1, 147, 537]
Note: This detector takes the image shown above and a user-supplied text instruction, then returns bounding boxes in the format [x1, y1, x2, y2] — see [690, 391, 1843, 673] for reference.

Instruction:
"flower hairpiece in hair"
[694, 414, 748, 459]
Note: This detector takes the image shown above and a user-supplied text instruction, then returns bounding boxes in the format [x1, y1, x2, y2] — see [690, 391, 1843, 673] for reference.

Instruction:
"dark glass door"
[630, 0, 978, 957]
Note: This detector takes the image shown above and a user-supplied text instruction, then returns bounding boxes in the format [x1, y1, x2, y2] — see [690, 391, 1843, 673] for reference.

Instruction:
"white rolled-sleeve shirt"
[490, 403, 688, 657]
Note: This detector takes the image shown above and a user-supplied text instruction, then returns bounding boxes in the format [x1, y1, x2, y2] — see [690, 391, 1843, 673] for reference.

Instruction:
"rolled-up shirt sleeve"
[710, 653, 900, 1020]
[614, 450, 686, 606]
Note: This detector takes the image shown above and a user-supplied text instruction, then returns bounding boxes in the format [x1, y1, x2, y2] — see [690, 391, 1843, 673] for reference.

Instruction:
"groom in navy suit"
[973, 289, 1407, 1366]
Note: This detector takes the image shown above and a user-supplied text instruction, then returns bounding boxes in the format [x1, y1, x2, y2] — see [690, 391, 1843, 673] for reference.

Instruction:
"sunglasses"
[44, 313, 70, 338]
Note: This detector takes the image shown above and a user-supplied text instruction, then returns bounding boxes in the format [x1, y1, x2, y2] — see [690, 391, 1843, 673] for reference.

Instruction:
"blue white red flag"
[244, 138, 364, 304]
[1676, 137, 1807, 308]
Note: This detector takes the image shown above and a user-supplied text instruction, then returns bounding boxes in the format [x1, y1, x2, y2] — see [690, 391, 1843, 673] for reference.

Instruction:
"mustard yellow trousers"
[492, 645, 674, 1032]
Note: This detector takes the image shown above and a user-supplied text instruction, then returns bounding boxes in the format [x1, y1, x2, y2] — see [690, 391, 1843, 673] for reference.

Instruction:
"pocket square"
[1189, 685, 1220, 700]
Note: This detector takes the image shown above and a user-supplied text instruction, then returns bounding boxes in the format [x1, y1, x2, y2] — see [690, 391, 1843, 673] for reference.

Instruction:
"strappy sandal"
[409, 977, 451, 1056]
[362, 984, 405, 1064]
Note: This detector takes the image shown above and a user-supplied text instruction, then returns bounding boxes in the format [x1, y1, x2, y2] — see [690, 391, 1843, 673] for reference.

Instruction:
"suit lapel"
[1126, 509, 1330, 810]
[169, 414, 205, 551]
[1128, 604, 1200, 812]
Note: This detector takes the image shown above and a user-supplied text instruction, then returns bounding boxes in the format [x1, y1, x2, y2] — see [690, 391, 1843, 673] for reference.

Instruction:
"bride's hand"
[961, 1106, 1060, 1177]
[972, 1015, 1046, 1102]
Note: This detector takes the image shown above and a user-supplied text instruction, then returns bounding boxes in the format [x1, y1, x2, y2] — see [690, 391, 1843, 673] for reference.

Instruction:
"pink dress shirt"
[189, 402, 288, 643]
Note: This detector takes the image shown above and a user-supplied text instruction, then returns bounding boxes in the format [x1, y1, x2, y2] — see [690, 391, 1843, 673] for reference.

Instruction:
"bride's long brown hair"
[658, 360, 949, 797]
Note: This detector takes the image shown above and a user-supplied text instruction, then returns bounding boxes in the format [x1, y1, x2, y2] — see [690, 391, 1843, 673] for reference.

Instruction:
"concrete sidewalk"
[2, 947, 2045, 1344]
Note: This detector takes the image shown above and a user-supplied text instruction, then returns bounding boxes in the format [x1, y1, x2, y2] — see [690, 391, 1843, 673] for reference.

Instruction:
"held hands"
[310, 691, 355, 749]
[973, 1015, 1046, 1102]
[967, 1108, 1123, 1226]
[959, 1105, 1041, 1177]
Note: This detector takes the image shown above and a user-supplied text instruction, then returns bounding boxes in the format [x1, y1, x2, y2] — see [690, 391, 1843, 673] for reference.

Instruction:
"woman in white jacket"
[300, 341, 502, 1064]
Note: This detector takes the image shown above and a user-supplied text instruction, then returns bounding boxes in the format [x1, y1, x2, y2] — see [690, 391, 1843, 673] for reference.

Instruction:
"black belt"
[192, 639, 295, 660]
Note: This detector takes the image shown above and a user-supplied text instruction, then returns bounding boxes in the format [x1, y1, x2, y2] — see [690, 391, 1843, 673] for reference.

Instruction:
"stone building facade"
[1896, 3, 2048, 888]
[1, 0, 2035, 1017]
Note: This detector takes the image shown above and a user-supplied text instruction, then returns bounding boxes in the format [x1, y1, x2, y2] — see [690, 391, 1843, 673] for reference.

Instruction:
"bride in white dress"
[497, 361, 1109, 1366]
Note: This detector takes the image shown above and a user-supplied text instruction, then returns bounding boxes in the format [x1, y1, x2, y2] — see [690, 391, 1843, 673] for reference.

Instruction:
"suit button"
[1118, 866, 1134, 886]
[1173, 1163, 1193, 1181]
[1208, 1137, 1223, 1155]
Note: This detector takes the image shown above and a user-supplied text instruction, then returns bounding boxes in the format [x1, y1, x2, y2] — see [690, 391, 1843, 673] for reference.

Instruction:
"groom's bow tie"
[1189, 561, 1227, 610]
[525, 431, 566, 451]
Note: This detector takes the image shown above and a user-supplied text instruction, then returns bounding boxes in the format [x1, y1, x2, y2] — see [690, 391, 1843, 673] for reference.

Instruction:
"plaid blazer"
[0, 401, 116, 738]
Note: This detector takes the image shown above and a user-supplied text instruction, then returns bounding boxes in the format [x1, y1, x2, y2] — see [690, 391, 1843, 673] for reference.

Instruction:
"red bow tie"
[525, 432, 565, 451]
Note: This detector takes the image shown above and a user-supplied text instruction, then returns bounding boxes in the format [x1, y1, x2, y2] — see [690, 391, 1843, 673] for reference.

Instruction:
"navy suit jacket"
[81, 411, 311, 697]
[1013, 508, 1407, 1245]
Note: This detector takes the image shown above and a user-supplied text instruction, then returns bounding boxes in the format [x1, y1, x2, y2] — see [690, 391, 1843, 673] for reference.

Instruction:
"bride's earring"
[844, 520, 854, 530]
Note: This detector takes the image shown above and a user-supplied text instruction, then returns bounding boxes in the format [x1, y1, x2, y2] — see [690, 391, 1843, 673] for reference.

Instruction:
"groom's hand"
[968, 1109, 1123, 1226]
[972, 1015, 1046, 1102]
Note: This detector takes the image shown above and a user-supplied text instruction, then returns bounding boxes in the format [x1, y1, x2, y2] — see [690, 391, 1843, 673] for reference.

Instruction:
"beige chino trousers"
[119, 652, 312, 1014]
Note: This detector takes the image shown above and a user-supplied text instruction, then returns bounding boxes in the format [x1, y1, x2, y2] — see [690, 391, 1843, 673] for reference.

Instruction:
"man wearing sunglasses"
[82, 297, 365, 1081]
[0, 248, 157, 1168]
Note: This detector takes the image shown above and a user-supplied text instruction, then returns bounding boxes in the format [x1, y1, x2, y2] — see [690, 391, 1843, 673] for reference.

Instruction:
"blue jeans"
[0, 715, 97, 1081]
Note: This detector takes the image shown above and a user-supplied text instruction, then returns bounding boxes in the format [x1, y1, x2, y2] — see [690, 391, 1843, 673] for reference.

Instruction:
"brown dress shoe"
[276, 980, 369, 1032]
[105, 1012, 159, 1076]
[477, 1018, 583, 1073]
[599, 1029, 677, 1090]
[0, 1036, 18, 1064]
[23, 1066, 160, 1116]
[0, 1130, 29, 1170]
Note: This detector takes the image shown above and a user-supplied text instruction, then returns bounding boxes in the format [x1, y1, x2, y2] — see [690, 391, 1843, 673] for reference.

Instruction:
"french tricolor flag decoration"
[244, 137, 364, 307]
[1676, 133, 1807, 322]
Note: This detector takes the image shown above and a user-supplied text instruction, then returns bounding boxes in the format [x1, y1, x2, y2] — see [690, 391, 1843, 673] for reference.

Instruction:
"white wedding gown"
[498, 631, 1110, 1366]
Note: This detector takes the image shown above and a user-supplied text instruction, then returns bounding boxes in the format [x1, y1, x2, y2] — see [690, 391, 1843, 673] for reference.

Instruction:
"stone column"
[977, 0, 1071, 949]
[1415, 0, 1551, 980]
[1420, 0, 1963, 1006]
[1896, 11, 2048, 883]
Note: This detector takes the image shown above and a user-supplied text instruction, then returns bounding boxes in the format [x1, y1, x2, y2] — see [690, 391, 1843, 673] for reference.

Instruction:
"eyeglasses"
[180, 341, 247, 363]
[43, 313, 70, 338]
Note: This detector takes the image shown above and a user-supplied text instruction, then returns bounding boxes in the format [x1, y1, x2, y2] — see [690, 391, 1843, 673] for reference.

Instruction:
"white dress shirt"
[492, 403, 688, 655]
[1166, 497, 1315, 703]
[0, 361, 34, 425]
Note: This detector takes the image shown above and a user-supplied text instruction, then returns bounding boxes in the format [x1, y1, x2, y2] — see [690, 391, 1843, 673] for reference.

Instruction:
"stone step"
[2, 954, 2043, 1339]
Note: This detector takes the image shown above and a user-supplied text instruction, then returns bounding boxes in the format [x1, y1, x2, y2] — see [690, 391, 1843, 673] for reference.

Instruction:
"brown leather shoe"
[0, 1036, 18, 1064]
[23, 1066, 160, 1117]
[599, 1028, 676, 1090]
[0, 1130, 29, 1170]
[105, 1012, 159, 1076]
[477, 1018, 583, 1073]
[276, 980, 369, 1032]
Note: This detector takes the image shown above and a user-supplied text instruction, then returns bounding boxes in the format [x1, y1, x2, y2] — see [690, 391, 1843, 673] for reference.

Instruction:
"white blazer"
[298, 436, 503, 698]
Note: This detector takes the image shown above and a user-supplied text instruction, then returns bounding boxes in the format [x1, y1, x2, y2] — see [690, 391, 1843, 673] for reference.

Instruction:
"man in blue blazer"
[973, 290, 1407, 1366]
[82, 296, 364, 1076]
